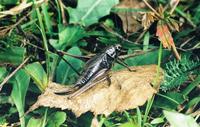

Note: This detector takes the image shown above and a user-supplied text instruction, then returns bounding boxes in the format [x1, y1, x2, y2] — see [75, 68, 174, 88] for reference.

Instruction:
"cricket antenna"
[49, 44, 81, 76]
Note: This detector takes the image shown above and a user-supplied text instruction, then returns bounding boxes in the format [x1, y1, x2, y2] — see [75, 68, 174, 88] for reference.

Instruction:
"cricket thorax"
[105, 44, 121, 59]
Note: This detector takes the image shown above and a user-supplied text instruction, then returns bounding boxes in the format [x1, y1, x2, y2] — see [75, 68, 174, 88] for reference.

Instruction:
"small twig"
[0, 57, 30, 91]
[180, 36, 195, 48]
[177, 40, 200, 51]
[119, 48, 157, 59]
[100, 24, 141, 46]
[58, 0, 67, 25]
[10, 121, 21, 127]
[135, 30, 147, 44]
[187, 42, 200, 50]
[142, 0, 162, 19]
[0, 0, 47, 19]
[0, 11, 32, 38]
[172, 44, 181, 60]
[190, 110, 200, 118]
[169, 0, 180, 15]
[180, 43, 200, 51]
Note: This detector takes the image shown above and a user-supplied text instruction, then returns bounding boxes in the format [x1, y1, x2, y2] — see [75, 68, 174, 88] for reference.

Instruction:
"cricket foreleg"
[116, 58, 135, 72]
[106, 75, 111, 86]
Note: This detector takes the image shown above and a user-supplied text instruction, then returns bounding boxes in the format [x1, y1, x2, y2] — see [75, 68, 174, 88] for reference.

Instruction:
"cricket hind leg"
[68, 70, 111, 99]
[54, 87, 78, 95]
[54, 83, 82, 95]
[67, 76, 108, 99]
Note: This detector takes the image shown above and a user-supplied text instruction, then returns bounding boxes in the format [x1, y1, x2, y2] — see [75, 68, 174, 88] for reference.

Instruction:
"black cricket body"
[56, 44, 128, 98]
[74, 44, 121, 88]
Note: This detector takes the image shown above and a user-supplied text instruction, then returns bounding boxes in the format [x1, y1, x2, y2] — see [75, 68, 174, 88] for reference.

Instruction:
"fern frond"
[160, 56, 200, 91]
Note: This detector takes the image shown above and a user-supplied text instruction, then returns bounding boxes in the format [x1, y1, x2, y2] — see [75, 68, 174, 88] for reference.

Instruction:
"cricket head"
[105, 44, 121, 59]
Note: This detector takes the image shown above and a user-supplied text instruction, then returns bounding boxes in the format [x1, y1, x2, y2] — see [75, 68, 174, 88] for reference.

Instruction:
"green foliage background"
[0, 0, 199, 127]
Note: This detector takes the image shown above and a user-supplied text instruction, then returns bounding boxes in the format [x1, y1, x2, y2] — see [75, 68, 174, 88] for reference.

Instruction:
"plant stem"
[98, 115, 106, 127]
[0, 57, 30, 91]
[182, 75, 200, 96]
[143, 95, 155, 127]
[169, 0, 180, 15]
[35, 1, 50, 77]
[42, 108, 48, 127]
[55, 0, 62, 24]
[136, 107, 142, 127]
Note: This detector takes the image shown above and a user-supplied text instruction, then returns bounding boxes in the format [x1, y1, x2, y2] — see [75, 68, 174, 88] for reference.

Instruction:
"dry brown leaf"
[157, 5, 164, 16]
[167, 18, 180, 32]
[27, 65, 164, 117]
[142, 12, 156, 30]
[0, 26, 11, 38]
[156, 21, 175, 49]
[0, 0, 47, 19]
[115, 0, 147, 34]
[156, 21, 181, 60]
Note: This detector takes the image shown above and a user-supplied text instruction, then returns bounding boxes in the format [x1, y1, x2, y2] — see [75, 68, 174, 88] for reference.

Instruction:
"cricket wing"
[68, 68, 109, 98]
[84, 53, 105, 69]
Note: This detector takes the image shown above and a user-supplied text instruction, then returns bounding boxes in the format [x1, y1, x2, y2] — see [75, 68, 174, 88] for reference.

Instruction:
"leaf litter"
[27, 65, 164, 117]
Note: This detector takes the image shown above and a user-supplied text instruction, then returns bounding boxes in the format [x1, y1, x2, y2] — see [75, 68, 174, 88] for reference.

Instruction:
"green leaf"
[150, 117, 164, 124]
[27, 109, 48, 127]
[0, 117, 7, 126]
[10, 69, 30, 127]
[103, 19, 115, 29]
[68, 0, 119, 26]
[48, 53, 59, 80]
[56, 47, 83, 84]
[186, 96, 200, 109]
[119, 122, 139, 127]
[193, 5, 200, 24]
[182, 75, 200, 96]
[161, 56, 200, 91]
[27, 117, 44, 127]
[0, 0, 18, 5]
[163, 110, 199, 127]
[113, 49, 170, 70]
[46, 111, 66, 127]
[127, 49, 170, 66]
[175, 7, 196, 27]
[154, 92, 186, 110]
[143, 32, 150, 51]
[0, 46, 26, 65]
[0, 67, 7, 83]
[0, 94, 9, 105]
[25, 62, 48, 92]
[136, 107, 142, 127]
[77, 113, 94, 127]
[41, 2, 53, 35]
[51, 25, 86, 50]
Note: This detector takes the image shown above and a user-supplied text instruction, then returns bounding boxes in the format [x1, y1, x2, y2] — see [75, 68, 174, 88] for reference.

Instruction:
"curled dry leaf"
[27, 65, 164, 117]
